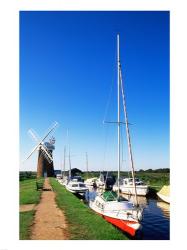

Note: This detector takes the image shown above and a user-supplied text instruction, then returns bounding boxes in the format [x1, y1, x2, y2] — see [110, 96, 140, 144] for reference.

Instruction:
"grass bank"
[50, 178, 129, 240]
[19, 178, 44, 239]
[20, 178, 44, 204]
[20, 210, 35, 240]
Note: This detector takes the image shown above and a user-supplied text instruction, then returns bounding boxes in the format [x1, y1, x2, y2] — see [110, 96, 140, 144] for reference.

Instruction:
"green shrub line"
[50, 178, 129, 240]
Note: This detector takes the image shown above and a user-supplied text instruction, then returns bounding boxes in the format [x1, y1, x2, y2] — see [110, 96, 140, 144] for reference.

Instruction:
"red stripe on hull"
[103, 215, 138, 236]
[93, 210, 139, 236]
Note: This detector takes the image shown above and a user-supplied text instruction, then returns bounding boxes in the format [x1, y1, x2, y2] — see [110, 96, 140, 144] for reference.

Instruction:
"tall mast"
[119, 57, 139, 206]
[117, 34, 120, 198]
[63, 146, 66, 177]
[61, 150, 63, 178]
[86, 152, 88, 178]
[66, 129, 71, 179]
[69, 148, 71, 179]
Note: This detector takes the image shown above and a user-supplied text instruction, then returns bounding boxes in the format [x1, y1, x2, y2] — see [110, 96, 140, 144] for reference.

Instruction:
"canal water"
[134, 197, 170, 240]
[81, 188, 170, 240]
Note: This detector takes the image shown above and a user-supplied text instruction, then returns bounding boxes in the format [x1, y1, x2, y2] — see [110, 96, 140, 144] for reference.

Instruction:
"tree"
[71, 168, 83, 176]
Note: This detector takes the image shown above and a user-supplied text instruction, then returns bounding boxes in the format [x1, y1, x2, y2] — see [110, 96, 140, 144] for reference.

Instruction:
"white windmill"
[23, 121, 59, 177]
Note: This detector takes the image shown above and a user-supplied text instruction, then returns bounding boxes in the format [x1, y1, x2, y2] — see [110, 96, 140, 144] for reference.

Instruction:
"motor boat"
[66, 181, 89, 194]
[113, 177, 149, 196]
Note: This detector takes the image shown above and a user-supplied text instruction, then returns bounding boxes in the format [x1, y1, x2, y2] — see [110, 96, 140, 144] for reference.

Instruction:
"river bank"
[50, 178, 129, 240]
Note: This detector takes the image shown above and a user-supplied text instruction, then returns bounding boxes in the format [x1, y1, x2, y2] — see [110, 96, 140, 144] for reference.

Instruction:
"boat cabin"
[69, 183, 87, 188]
[123, 178, 144, 186]
[71, 176, 84, 182]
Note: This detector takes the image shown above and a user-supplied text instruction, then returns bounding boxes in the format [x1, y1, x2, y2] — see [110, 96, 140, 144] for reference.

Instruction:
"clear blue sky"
[20, 11, 169, 172]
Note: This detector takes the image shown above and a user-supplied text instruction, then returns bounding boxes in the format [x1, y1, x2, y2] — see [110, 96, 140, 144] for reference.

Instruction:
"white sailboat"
[65, 149, 88, 194]
[85, 177, 98, 187]
[84, 153, 98, 188]
[95, 171, 115, 190]
[58, 146, 68, 185]
[89, 34, 143, 236]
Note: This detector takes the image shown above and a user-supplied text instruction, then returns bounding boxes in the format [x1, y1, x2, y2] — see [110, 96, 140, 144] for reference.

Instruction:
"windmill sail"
[22, 121, 59, 177]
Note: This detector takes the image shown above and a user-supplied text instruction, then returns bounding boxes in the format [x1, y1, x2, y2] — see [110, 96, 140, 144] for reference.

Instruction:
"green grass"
[50, 178, 129, 240]
[19, 178, 44, 239]
[20, 178, 44, 204]
[19, 210, 35, 240]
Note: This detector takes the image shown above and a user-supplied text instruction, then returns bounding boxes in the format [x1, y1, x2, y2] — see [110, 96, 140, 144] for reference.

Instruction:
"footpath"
[31, 178, 69, 240]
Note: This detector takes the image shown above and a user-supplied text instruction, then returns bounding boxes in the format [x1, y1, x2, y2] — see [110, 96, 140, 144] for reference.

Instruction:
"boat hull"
[66, 187, 88, 194]
[157, 193, 170, 203]
[121, 187, 148, 196]
[103, 214, 139, 236]
[93, 210, 140, 236]
[89, 197, 141, 237]
[157, 185, 170, 203]
[113, 185, 148, 196]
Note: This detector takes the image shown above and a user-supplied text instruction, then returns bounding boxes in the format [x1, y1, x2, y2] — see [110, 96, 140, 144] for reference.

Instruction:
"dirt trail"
[20, 204, 36, 212]
[31, 178, 69, 240]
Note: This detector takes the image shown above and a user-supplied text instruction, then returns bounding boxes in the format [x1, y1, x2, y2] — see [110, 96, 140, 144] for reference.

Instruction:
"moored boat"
[89, 191, 142, 236]
[84, 177, 98, 187]
[157, 185, 170, 203]
[89, 34, 143, 236]
[66, 180, 88, 194]
[113, 177, 149, 196]
[96, 172, 115, 190]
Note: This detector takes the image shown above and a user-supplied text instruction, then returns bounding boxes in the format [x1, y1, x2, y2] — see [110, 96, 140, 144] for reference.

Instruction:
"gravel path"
[31, 178, 69, 240]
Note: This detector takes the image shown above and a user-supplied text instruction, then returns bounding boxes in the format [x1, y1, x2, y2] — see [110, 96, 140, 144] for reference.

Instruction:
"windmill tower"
[23, 121, 58, 178]
[37, 137, 56, 177]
